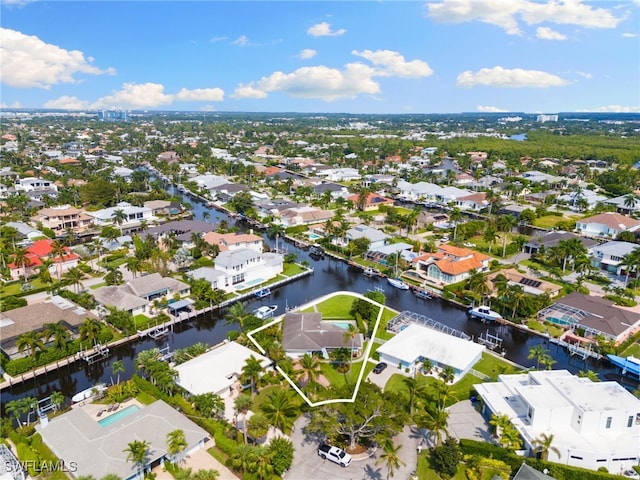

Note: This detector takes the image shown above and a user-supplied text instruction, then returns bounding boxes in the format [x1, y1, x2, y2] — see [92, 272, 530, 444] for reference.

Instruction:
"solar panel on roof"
[520, 278, 542, 288]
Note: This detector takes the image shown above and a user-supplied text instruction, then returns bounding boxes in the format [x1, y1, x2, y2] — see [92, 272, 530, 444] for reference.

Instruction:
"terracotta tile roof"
[433, 256, 483, 275]
[438, 244, 489, 261]
[59, 158, 80, 165]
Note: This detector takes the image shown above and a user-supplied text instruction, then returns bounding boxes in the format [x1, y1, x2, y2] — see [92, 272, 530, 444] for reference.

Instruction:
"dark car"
[372, 362, 388, 374]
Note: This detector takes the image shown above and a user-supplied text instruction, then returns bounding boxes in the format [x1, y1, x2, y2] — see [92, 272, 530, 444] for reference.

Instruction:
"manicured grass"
[281, 262, 306, 277]
[313, 294, 356, 319]
[473, 352, 524, 378]
[533, 215, 569, 229]
[525, 319, 565, 338]
[621, 342, 640, 358]
[136, 391, 157, 405]
[0, 278, 48, 297]
[319, 359, 367, 390]
[90, 282, 106, 290]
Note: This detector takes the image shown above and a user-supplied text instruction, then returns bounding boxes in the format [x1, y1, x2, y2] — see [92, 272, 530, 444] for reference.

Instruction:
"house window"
[628, 416, 634, 428]
[605, 417, 612, 429]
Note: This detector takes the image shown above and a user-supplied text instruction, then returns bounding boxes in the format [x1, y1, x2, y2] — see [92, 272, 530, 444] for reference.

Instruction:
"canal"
[1, 176, 637, 407]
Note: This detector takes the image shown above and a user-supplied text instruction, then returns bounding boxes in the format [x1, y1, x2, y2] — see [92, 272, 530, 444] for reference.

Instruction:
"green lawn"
[312, 294, 356, 319]
[281, 263, 306, 277]
[533, 215, 569, 229]
[525, 319, 565, 338]
[621, 342, 640, 357]
[0, 278, 48, 297]
[319, 358, 368, 390]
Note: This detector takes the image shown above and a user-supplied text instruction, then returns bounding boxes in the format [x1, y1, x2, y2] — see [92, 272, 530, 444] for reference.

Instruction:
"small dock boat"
[607, 354, 640, 378]
[254, 288, 271, 298]
[468, 306, 502, 322]
[387, 277, 410, 290]
[363, 267, 380, 277]
[309, 245, 325, 258]
[72, 383, 107, 403]
[253, 305, 278, 320]
[413, 288, 432, 299]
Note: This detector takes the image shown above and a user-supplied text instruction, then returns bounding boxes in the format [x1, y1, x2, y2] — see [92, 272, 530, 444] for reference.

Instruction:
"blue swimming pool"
[308, 233, 321, 240]
[98, 404, 140, 427]
[331, 321, 352, 330]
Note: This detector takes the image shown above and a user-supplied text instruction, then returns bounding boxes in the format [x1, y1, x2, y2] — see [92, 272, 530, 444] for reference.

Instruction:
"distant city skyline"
[1, 0, 639, 114]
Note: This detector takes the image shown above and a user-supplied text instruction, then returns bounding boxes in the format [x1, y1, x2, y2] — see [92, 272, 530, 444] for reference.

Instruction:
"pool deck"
[79, 397, 144, 422]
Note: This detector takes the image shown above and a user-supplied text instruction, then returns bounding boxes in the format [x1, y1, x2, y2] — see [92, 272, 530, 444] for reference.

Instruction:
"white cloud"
[234, 63, 380, 101]
[456, 66, 569, 88]
[231, 84, 269, 99]
[577, 105, 640, 113]
[88, 83, 224, 109]
[43, 95, 91, 110]
[536, 26, 566, 40]
[426, 0, 623, 35]
[232, 35, 250, 46]
[0, 28, 115, 89]
[351, 49, 433, 78]
[174, 87, 224, 102]
[210, 36, 228, 43]
[0, 100, 22, 108]
[0, 0, 35, 6]
[477, 105, 508, 112]
[307, 22, 346, 37]
[297, 49, 317, 60]
[622, 32, 638, 38]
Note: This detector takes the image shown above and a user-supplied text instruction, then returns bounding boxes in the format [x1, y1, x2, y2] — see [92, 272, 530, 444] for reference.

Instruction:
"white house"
[175, 341, 272, 397]
[575, 212, 640, 238]
[14, 177, 58, 194]
[475, 370, 640, 473]
[188, 249, 283, 292]
[377, 323, 484, 379]
[317, 168, 361, 182]
[87, 201, 155, 230]
[345, 224, 389, 250]
[112, 166, 134, 182]
[588, 241, 640, 275]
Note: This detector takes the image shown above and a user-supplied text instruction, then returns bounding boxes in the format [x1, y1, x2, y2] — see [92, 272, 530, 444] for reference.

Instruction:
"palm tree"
[166, 429, 188, 464]
[498, 215, 517, 258]
[111, 208, 128, 235]
[527, 344, 548, 370]
[376, 440, 406, 480]
[241, 355, 264, 395]
[79, 318, 102, 346]
[439, 366, 456, 384]
[16, 330, 44, 359]
[192, 469, 220, 480]
[295, 353, 322, 387]
[623, 192, 639, 213]
[111, 360, 125, 386]
[225, 302, 253, 331]
[12, 247, 33, 283]
[402, 376, 428, 416]
[506, 284, 526, 320]
[483, 224, 499, 254]
[62, 266, 85, 293]
[42, 320, 71, 352]
[254, 446, 274, 480]
[50, 391, 65, 412]
[5, 400, 24, 428]
[449, 207, 462, 241]
[620, 248, 640, 287]
[261, 389, 297, 433]
[50, 240, 67, 282]
[231, 444, 257, 473]
[416, 405, 449, 446]
[342, 324, 359, 371]
[124, 257, 142, 278]
[532, 432, 560, 461]
[123, 440, 150, 479]
[234, 394, 253, 444]
[192, 392, 225, 419]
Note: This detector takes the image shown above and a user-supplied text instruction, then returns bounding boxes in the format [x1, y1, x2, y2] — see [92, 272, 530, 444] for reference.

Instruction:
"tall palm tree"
[402, 376, 428, 416]
[376, 440, 406, 480]
[416, 405, 449, 446]
[79, 318, 101, 346]
[50, 240, 67, 282]
[527, 344, 549, 370]
[506, 284, 526, 320]
[234, 394, 253, 445]
[111, 208, 128, 235]
[123, 439, 150, 479]
[623, 192, 639, 214]
[166, 429, 188, 464]
[225, 302, 253, 331]
[15, 331, 44, 359]
[449, 207, 462, 241]
[498, 214, 517, 258]
[50, 391, 65, 412]
[111, 360, 125, 385]
[342, 324, 359, 371]
[620, 248, 640, 287]
[62, 266, 85, 293]
[261, 389, 297, 433]
[42, 320, 71, 352]
[295, 353, 322, 387]
[241, 355, 264, 395]
[254, 446, 274, 480]
[12, 247, 33, 283]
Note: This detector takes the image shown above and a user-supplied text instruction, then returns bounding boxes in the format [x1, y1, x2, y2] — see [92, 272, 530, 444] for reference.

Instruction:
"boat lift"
[477, 330, 504, 351]
[77, 343, 110, 365]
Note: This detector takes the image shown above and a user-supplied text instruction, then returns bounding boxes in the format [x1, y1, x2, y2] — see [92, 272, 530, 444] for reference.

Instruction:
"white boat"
[387, 277, 410, 290]
[253, 305, 278, 319]
[468, 306, 502, 322]
[254, 288, 271, 298]
[363, 267, 379, 277]
[72, 383, 107, 403]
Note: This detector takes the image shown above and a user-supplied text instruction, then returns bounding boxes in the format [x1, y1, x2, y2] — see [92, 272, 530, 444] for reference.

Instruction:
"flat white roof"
[377, 323, 484, 371]
[175, 341, 271, 396]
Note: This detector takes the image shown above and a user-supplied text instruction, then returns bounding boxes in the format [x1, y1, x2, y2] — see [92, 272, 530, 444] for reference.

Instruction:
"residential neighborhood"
[0, 111, 639, 480]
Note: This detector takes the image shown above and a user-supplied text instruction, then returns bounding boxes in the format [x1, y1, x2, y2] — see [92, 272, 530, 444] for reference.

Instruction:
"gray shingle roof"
[282, 312, 362, 352]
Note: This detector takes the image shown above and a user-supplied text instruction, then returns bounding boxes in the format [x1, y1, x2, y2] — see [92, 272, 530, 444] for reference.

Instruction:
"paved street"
[286, 414, 419, 480]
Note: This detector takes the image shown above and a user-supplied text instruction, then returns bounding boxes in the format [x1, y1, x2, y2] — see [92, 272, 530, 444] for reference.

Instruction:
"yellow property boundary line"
[246, 290, 388, 407]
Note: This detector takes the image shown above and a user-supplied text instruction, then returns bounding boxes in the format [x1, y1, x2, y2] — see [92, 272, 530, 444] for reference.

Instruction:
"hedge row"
[459, 439, 624, 480]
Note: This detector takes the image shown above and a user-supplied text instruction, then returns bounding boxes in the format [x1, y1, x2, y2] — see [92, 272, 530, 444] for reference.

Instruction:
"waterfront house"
[412, 245, 490, 286]
[175, 341, 271, 397]
[37, 400, 209, 480]
[486, 269, 562, 298]
[277, 206, 333, 227]
[605, 194, 640, 215]
[143, 199, 183, 216]
[347, 192, 394, 211]
[281, 312, 362, 358]
[0, 295, 97, 359]
[588, 241, 640, 276]
[537, 292, 639, 344]
[377, 323, 484, 379]
[575, 212, 640, 238]
[203, 231, 264, 253]
[14, 177, 58, 195]
[455, 192, 488, 212]
[87, 202, 155, 232]
[474, 370, 640, 473]
[345, 224, 389, 250]
[31, 205, 93, 235]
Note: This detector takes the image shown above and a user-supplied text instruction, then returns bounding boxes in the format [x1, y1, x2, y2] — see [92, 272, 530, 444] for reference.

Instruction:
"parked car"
[372, 362, 388, 374]
[317, 444, 352, 467]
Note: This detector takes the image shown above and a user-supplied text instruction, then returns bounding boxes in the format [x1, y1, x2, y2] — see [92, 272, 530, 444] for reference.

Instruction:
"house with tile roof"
[575, 212, 640, 238]
[32, 205, 93, 235]
[277, 206, 333, 227]
[203, 231, 263, 253]
[7, 239, 79, 281]
[486, 268, 562, 298]
[347, 192, 394, 211]
[412, 244, 490, 285]
[455, 192, 488, 212]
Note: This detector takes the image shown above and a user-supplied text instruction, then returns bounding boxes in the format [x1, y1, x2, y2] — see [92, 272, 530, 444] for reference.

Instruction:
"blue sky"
[1, 0, 638, 114]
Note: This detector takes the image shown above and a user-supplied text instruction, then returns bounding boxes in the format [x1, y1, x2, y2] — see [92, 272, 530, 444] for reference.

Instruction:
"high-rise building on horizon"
[536, 114, 559, 123]
[98, 109, 130, 122]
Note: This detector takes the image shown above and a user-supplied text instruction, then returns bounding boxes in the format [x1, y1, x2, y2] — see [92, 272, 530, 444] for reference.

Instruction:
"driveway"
[446, 400, 493, 443]
[366, 360, 400, 391]
[286, 414, 419, 480]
